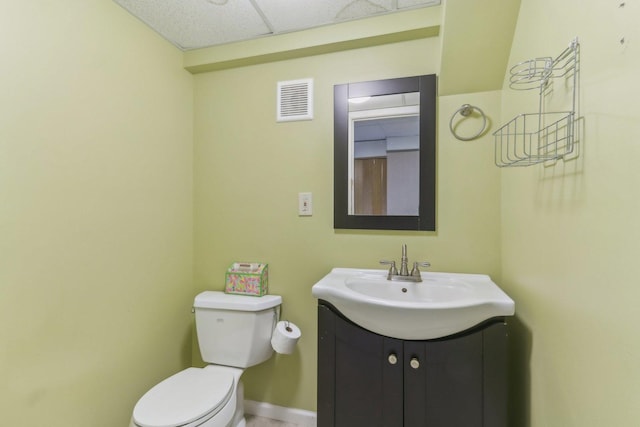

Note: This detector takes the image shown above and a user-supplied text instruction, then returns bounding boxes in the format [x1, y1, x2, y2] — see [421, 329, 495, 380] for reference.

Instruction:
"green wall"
[193, 37, 503, 410]
[6, 0, 639, 425]
[501, 0, 640, 426]
[0, 1, 194, 425]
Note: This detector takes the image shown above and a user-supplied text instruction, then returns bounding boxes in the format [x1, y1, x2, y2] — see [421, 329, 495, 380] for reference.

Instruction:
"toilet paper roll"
[271, 321, 301, 355]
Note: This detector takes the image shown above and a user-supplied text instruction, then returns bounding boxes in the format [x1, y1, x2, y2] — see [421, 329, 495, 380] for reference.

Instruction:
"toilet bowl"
[130, 366, 245, 427]
[130, 292, 282, 427]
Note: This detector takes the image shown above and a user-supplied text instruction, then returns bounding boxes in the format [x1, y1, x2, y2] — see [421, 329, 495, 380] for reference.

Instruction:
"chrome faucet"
[380, 244, 430, 282]
[399, 244, 410, 276]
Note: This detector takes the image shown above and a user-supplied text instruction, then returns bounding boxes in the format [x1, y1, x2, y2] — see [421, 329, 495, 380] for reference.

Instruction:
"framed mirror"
[334, 74, 436, 230]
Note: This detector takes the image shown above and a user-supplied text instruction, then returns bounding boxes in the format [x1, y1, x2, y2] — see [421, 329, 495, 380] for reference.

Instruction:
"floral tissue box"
[224, 262, 269, 296]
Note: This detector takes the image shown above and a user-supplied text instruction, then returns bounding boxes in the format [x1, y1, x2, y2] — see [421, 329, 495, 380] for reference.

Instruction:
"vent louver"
[277, 78, 313, 122]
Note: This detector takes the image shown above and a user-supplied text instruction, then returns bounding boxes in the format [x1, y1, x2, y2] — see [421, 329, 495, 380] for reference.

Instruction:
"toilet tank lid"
[194, 291, 282, 311]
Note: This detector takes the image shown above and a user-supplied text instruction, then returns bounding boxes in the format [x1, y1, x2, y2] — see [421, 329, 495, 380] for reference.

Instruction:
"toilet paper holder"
[283, 320, 293, 333]
[271, 318, 301, 355]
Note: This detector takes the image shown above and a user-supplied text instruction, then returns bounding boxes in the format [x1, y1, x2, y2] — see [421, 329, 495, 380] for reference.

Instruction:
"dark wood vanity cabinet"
[317, 302, 508, 427]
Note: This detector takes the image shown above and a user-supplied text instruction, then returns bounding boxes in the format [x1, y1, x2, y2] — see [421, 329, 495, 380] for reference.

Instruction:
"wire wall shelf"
[494, 38, 580, 167]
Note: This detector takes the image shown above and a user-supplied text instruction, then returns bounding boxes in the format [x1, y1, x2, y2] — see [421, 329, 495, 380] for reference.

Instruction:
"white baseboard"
[244, 400, 317, 426]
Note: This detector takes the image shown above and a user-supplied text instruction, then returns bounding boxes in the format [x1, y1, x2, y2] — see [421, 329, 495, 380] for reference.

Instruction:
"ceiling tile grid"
[114, 0, 441, 50]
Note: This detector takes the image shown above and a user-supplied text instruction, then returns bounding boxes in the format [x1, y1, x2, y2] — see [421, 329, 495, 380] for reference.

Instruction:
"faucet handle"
[410, 261, 431, 277]
[380, 260, 398, 277]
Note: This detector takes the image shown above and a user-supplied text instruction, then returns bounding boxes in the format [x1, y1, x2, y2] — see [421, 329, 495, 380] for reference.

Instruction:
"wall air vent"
[277, 78, 314, 122]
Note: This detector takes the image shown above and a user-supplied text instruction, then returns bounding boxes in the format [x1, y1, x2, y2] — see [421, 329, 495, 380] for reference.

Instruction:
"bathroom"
[1, 0, 638, 426]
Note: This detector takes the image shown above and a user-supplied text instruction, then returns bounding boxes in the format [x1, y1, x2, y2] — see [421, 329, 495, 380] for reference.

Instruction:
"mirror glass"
[334, 75, 436, 231]
[349, 93, 420, 216]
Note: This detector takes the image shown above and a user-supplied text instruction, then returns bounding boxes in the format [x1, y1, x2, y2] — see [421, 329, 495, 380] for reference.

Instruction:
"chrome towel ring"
[449, 104, 487, 141]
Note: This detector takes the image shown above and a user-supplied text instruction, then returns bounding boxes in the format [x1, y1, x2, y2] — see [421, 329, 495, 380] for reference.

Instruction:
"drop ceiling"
[114, 0, 441, 51]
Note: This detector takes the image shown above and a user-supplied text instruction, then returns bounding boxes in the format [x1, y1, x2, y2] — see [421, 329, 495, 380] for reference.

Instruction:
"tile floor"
[245, 414, 300, 427]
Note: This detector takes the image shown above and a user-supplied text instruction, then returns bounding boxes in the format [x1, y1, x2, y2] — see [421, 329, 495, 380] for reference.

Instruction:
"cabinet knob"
[410, 357, 420, 369]
[388, 353, 398, 365]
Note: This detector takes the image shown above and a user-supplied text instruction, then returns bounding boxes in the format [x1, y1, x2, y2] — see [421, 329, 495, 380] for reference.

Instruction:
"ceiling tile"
[115, 0, 271, 50]
[255, 0, 395, 33]
[255, 0, 441, 34]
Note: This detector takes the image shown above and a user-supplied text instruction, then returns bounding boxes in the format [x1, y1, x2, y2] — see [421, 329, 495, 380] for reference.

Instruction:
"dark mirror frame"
[334, 74, 437, 231]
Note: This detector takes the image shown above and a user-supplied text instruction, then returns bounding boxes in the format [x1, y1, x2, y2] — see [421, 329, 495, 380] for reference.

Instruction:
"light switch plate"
[298, 192, 312, 216]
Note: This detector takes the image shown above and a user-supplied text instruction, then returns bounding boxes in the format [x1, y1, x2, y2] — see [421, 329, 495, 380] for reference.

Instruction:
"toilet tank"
[193, 291, 282, 368]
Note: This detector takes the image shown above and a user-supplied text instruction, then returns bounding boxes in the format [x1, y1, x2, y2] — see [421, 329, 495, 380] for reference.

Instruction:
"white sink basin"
[312, 268, 515, 340]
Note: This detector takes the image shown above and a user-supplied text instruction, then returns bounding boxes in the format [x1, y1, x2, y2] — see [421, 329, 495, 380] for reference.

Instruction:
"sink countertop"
[312, 267, 515, 340]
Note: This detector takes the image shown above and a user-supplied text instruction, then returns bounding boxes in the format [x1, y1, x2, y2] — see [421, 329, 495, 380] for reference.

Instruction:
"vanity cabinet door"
[404, 333, 483, 426]
[318, 304, 403, 427]
[403, 322, 508, 427]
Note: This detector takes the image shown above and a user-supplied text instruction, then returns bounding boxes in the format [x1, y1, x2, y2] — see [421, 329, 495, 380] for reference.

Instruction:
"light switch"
[298, 192, 312, 216]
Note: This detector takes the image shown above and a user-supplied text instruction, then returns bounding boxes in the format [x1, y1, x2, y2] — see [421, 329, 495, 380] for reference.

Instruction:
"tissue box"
[224, 263, 269, 296]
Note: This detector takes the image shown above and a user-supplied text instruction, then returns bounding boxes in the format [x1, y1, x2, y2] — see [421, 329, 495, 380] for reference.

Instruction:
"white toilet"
[130, 291, 282, 427]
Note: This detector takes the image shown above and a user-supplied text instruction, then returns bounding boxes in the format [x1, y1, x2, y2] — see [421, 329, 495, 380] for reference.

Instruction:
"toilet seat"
[132, 367, 235, 427]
